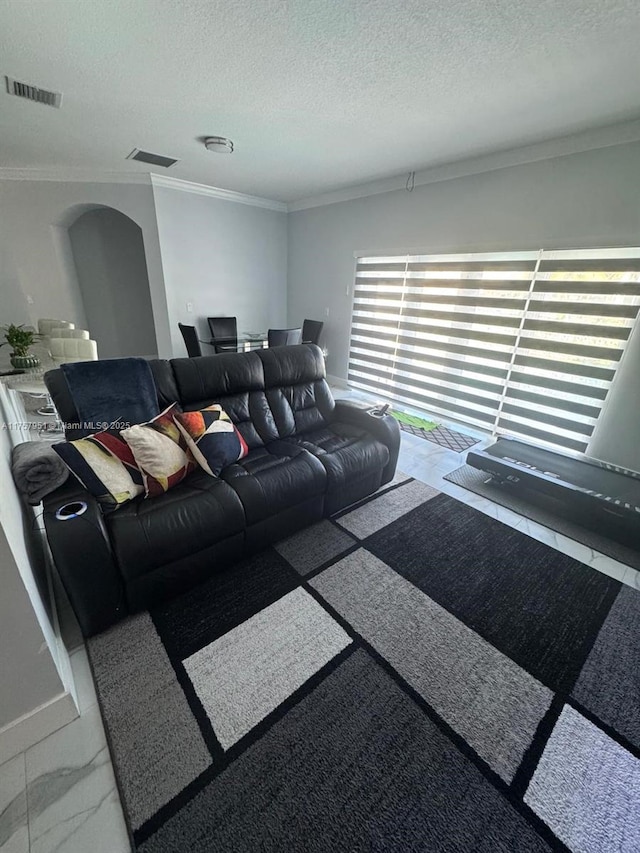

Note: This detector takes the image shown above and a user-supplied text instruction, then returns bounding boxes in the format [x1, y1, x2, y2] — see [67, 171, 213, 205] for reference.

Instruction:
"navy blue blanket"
[60, 358, 159, 432]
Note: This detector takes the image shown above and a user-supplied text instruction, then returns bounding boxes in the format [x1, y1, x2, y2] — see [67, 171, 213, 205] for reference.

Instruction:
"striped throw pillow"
[53, 431, 144, 510]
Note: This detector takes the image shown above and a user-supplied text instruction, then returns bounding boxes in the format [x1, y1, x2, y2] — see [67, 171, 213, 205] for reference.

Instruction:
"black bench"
[467, 437, 640, 550]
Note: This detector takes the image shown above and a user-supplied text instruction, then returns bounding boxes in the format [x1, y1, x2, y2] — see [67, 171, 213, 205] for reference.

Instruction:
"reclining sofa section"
[43, 345, 400, 637]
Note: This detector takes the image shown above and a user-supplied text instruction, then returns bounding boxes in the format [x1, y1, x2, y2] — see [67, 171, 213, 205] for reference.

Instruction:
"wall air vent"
[5, 76, 62, 108]
[126, 148, 179, 168]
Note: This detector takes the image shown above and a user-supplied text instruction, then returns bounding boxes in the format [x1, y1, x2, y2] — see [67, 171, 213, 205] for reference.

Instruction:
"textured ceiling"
[1, 0, 640, 202]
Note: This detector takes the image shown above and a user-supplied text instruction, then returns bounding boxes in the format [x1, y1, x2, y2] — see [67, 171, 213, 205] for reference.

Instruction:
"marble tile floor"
[2, 388, 638, 852]
[0, 647, 131, 853]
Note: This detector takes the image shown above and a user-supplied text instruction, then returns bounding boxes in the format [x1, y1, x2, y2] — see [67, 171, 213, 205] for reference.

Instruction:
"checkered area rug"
[397, 421, 480, 452]
[88, 475, 640, 852]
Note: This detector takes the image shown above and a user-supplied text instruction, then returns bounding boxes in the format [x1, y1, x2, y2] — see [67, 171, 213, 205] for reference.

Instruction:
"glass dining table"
[205, 332, 268, 352]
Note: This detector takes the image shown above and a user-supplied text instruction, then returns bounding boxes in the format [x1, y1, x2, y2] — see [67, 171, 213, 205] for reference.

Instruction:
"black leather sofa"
[43, 345, 400, 637]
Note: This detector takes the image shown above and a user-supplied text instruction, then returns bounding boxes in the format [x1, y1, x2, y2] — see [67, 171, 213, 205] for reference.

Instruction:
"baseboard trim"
[0, 691, 78, 765]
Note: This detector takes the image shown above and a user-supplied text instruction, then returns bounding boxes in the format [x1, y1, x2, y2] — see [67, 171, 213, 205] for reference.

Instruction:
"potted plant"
[1, 324, 41, 369]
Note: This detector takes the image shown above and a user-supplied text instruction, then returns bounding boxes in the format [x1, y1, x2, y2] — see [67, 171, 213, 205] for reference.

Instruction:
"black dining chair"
[302, 319, 324, 345]
[207, 316, 238, 353]
[178, 323, 202, 357]
[267, 327, 303, 347]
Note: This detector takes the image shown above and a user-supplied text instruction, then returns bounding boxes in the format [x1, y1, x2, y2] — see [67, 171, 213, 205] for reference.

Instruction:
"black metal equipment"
[467, 437, 640, 550]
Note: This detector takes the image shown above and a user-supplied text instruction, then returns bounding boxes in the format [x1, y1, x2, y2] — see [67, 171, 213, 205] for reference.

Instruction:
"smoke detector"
[204, 136, 234, 154]
[5, 76, 62, 108]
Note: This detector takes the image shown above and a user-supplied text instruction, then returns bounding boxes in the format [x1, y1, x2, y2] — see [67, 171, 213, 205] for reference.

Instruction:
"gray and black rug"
[87, 478, 640, 852]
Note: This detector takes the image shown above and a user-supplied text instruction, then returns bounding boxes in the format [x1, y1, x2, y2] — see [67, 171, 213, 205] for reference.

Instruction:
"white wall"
[0, 391, 77, 761]
[69, 208, 157, 358]
[152, 186, 288, 356]
[0, 523, 63, 726]
[0, 503, 63, 730]
[287, 141, 640, 469]
[0, 179, 173, 358]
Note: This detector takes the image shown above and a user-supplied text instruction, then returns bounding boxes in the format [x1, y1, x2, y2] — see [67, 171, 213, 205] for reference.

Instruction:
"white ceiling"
[1, 0, 640, 203]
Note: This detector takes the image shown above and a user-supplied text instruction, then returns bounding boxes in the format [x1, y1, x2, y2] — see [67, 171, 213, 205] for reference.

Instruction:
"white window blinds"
[349, 248, 640, 454]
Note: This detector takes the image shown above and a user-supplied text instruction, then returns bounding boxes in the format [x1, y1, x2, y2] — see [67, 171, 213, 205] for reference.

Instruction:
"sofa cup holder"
[55, 501, 88, 521]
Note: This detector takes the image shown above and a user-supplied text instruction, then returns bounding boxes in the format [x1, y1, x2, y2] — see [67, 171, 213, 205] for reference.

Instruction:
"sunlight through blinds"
[500, 248, 640, 452]
[348, 248, 640, 454]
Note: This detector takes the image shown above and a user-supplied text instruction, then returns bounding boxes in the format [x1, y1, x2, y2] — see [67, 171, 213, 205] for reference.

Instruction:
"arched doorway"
[67, 207, 157, 359]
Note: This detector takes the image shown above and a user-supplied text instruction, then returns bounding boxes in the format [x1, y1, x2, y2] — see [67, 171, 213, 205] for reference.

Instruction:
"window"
[348, 248, 640, 454]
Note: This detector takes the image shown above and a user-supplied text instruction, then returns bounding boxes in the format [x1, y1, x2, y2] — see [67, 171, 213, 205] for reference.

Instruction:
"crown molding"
[3, 117, 640, 212]
[0, 167, 153, 185]
[150, 174, 287, 212]
[288, 117, 640, 212]
[0, 167, 286, 211]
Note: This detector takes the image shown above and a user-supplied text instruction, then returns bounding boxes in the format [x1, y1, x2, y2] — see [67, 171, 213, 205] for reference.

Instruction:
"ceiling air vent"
[5, 76, 62, 108]
[126, 148, 179, 168]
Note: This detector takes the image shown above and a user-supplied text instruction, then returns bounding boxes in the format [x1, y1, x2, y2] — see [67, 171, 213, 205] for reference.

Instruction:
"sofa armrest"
[42, 480, 127, 637]
[332, 399, 401, 484]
